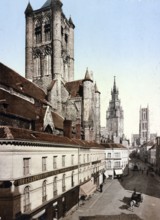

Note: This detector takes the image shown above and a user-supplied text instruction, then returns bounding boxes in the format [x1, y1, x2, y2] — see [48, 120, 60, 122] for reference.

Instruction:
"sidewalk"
[63, 180, 113, 220]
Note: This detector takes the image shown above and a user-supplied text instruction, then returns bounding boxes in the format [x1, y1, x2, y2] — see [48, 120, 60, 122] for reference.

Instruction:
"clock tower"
[106, 77, 124, 143]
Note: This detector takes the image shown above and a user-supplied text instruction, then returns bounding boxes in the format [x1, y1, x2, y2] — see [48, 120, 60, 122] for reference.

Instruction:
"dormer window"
[35, 21, 42, 44]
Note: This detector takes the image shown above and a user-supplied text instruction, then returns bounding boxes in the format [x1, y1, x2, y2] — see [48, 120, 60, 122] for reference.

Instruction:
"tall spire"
[113, 76, 116, 92]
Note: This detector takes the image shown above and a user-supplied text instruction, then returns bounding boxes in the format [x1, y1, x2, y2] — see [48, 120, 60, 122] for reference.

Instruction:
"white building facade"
[104, 144, 129, 179]
[0, 127, 106, 220]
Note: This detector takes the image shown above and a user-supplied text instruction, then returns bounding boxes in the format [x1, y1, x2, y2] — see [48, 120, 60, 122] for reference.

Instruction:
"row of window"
[23, 154, 104, 176]
[106, 160, 128, 169]
[24, 173, 73, 212]
[107, 152, 121, 158]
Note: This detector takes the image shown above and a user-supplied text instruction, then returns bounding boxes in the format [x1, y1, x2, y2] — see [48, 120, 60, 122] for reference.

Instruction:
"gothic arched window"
[44, 18, 51, 41]
[35, 20, 42, 44]
[24, 186, 30, 212]
[42, 180, 47, 202]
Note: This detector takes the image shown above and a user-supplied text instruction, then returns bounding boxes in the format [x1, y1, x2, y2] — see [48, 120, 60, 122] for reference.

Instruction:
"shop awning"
[115, 169, 123, 175]
[80, 180, 96, 197]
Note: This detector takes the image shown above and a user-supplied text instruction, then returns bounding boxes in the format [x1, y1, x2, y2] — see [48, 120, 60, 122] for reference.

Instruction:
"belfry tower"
[139, 106, 150, 144]
[25, 0, 75, 113]
[106, 77, 124, 143]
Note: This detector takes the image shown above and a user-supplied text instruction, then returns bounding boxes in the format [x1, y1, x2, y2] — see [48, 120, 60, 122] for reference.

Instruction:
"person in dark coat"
[100, 183, 103, 192]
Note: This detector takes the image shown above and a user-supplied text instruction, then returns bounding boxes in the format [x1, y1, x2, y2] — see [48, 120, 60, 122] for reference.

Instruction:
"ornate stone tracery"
[33, 44, 52, 58]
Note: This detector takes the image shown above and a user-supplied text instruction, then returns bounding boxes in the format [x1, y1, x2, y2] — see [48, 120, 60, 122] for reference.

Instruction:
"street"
[63, 160, 160, 220]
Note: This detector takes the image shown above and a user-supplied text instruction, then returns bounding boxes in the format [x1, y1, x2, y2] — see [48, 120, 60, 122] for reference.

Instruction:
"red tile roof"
[0, 63, 46, 102]
[0, 90, 37, 120]
[101, 143, 127, 149]
[65, 80, 83, 98]
[0, 126, 105, 149]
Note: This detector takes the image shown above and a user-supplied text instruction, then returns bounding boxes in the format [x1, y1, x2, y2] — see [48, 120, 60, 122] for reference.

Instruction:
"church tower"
[106, 77, 124, 143]
[25, 0, 75, 91]
[139, 106, 150, 144]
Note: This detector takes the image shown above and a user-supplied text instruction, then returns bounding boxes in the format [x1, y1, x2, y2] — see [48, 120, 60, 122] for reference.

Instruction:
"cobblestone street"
[63, 161, 160, 220]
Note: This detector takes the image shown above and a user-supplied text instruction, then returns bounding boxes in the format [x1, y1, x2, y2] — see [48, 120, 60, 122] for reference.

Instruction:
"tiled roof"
[0, 126, 105, 149]
[101, 143, 127, 149]
[0, 90, 37, 120]
[0, 63, 46, 103]
[65, 80, 83, 98]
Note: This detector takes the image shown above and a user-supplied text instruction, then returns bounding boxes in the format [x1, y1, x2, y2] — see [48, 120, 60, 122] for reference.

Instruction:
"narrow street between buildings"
[63, 159, 160, 220]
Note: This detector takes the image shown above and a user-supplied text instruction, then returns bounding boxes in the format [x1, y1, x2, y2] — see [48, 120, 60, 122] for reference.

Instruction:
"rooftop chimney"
[63, 119, 72, 138]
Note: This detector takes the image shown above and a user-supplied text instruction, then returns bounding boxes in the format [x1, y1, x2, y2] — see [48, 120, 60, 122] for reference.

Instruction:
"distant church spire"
[106, 76, 124, 142]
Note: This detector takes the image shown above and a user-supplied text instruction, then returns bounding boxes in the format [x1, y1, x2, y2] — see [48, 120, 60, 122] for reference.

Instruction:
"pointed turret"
[94, 82, 100, 94]
[69, 16, 75, 29]
[83, 68, 93, 82]
[25, 2, 33, 15]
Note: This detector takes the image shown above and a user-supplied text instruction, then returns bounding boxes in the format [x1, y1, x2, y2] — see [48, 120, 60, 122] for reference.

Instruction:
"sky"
[1, 0, 160, 139]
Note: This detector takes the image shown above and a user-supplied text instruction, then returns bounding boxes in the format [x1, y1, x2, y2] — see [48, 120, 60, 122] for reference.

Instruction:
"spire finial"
[113, 76, 116, 91]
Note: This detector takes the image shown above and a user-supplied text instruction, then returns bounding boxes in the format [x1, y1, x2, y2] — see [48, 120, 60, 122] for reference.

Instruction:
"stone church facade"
[25, 0, 101, 143]
[106, 77, 124, 143]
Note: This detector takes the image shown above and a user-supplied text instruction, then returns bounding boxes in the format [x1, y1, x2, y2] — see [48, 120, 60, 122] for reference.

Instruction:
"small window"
[42, 180, 47, 202]
[24, 186, 30, 212]
[23, 158, 30, 176]
[62, 174, 66, 192]
[71, 171, 74, 187]
[53, 156, 57, 169]
[53, 176, 57, 196]
[42, 157, 47, 171]
[71, 155, 74, 165]
[62, 155, 65, 167]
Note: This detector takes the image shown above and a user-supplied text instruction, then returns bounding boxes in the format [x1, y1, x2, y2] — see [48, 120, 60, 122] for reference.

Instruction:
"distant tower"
[25, 0, 75, 114]
[139, 106, 150, 144]
[106, 77, 124, 143]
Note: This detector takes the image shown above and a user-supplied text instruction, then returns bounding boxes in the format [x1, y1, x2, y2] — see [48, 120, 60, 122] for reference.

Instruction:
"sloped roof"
[0, 126, 105, 149]
[0, 63, 46, 103]
[41, 0, 51, 9]
[141, 141, 155, 147]
[149, 144, 156, 150]
[0, 90, 37, 120]
[65, 80, 83, 98]
[101, 143, 127, 149]
[52, 111, 64, 130]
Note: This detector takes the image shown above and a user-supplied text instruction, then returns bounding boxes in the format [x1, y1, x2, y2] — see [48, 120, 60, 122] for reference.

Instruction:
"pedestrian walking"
[100, 183, 103, 192]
